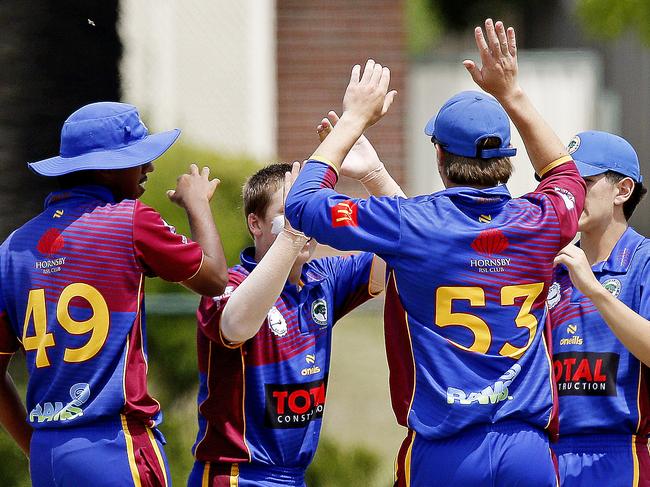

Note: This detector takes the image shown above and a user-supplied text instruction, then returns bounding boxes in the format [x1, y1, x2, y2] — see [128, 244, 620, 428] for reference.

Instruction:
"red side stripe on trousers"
[636, 436, 650, 487]
[394, 430, 415, 487]
[124, 417, 167, 487]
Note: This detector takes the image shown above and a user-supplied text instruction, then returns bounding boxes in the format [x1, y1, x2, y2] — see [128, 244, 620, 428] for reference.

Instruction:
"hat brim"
[28, 129, 181, 176]
[572, 159, 608, 178]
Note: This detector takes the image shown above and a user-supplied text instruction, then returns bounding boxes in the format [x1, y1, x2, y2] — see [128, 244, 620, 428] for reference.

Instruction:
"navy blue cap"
[424, 91, 516, 159]
[28, 102, 181, 177]
[567, 131, 642, 183]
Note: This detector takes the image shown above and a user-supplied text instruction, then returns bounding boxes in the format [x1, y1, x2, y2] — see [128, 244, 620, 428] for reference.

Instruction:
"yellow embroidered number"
[23, 284, 110, 367]
[22, 289, 56, 368]
[57, 283, 110, 363]
[435, 283, 544, 357]
[498, 283, 545, 359]
[435, 287, 490, 353]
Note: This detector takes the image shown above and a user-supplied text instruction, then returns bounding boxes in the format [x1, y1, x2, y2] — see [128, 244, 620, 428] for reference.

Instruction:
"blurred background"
[1, 1, 649, 485]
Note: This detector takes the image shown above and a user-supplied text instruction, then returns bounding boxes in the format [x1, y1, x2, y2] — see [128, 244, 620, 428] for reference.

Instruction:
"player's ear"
[247, 213, 263, 237]
[435, 144, 446, 179]
[614, 177, 635, 206]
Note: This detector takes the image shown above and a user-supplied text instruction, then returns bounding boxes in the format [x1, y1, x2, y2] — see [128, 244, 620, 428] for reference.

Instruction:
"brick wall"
[276, 0, 407, 194]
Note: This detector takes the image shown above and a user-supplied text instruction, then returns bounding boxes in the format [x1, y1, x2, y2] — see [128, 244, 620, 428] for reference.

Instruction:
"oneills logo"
[331, 200, 358, 227]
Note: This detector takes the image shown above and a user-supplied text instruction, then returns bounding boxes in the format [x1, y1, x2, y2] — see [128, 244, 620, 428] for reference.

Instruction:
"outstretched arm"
[463, 19, 568, 176]
[555, 245, 650, 367]
[220, 164, 310, 344]
[0, 354, 31, 457]
[285, 61, 402, 255]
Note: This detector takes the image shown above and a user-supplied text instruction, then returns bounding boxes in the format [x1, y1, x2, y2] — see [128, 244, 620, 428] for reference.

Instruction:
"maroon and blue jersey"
[192, 247, 376, 469]
[549, 227, 650, 436]
[286, 156, 586, 440]
[0, 185, 203, 429]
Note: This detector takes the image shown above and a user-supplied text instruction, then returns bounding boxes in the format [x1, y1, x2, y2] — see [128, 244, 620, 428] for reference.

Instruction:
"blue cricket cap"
[424, 91, 516, 159]
[28, 102, 181, 176]
[567, 131, 642, 183]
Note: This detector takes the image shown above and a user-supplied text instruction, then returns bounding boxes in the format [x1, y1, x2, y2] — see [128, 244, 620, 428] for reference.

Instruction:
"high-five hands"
[463, 19, 521, 103]
[342, 59, 397, 130]
[317, 111, 383, 181]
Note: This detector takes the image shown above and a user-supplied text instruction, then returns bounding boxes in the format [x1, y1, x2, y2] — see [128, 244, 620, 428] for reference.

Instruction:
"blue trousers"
[30, 416, 171, 487]
[188, 461, 305, 487]
[394, 421, 558, 486]
[553, 434, 650, 487]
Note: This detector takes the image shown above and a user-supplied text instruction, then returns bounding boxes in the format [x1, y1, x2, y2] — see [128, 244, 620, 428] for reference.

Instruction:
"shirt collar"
[44, 185, 116, 208]
[440, 184, 512, 206]
[590, 226, 645, 274]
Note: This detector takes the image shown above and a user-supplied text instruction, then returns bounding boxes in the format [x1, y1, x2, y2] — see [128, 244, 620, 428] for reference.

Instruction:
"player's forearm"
[0, 372, 31, 457]
[361, 166, 406, 198]
[221, 231, 308, 343]
[588, 287, 650, 366]
[311, 114, 367, 172]
[498, 89, 568, 176]
[184, 200, 228, 295]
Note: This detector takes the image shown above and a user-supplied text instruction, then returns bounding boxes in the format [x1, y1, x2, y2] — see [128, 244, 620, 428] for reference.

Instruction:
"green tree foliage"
[306, 436, 383, 487]
[407, 0, 443, 55]
[576, 0, 650, 44]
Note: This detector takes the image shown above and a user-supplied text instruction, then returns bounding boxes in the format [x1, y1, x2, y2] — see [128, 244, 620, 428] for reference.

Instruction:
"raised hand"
[342, 59, 397, 130]
[317, 111, 383, 181]
[463, 19, 520, 102]
[167, 164, 220, 209]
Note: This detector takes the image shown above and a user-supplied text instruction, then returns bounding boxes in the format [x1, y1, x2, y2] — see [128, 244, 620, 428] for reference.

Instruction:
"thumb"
[463, 60, 482, 85]
[382, 90, 398, 115]
[166, 189, 176, 199]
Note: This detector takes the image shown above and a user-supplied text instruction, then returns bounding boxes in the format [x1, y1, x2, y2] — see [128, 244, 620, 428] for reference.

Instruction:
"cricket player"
[285, 20, 586, 486]
[549, 131, 649, 486]
[0, 102, 227, 486]
[188, 119, 404, 486]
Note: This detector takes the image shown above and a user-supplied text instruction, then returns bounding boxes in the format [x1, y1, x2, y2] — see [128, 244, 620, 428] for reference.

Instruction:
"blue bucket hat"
[567, 131, 642, 183]
[28, 102, 181, 176]
[424, 91, 516, 159]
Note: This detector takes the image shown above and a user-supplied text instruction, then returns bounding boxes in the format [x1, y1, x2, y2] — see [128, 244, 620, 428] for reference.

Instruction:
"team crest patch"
[311, 299, 328, 327]
[567, 135, 581, 154]
[331, 200, 358, 228]
[602, 278, 621, 298]
[268, 307, 288, 337]
[547, 282, 561, 309]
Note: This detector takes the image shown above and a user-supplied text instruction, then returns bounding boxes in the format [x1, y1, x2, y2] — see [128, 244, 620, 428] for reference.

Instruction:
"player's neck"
[580, 218, 628, 265]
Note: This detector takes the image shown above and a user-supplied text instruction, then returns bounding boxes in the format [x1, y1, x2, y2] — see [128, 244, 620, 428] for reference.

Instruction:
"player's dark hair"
[243, 163, 293, 219]
[604, 171, 647, 220]
[440, 137, 513, 187]
[57, 170, 100, 189]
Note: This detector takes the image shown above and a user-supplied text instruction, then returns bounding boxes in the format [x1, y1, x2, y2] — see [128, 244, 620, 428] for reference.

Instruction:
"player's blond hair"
[242, 163, 292, 219]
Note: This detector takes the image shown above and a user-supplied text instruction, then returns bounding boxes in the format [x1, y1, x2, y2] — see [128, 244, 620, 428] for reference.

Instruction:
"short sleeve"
[133, 201, 204, 282]
[524, 157, 587, 248]
[197, 269, 247, 348]
[310, 252, 377, 322]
